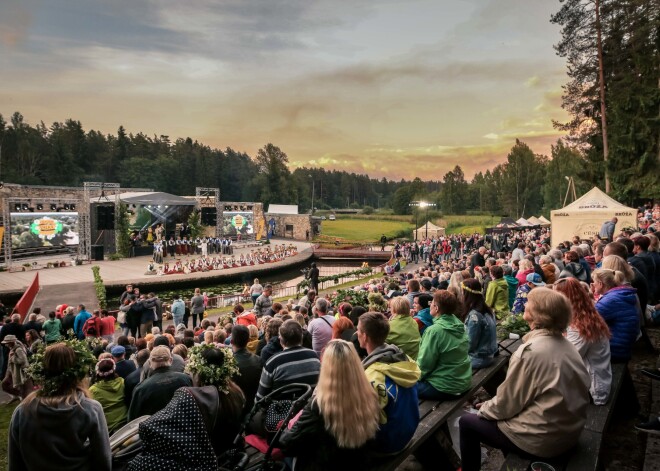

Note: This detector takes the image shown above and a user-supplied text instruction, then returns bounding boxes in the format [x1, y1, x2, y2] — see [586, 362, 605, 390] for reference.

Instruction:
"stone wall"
[265, 213, 313, 240]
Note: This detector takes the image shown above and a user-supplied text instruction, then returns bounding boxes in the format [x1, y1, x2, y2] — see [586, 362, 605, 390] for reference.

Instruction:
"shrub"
[362, 206, 374, 215]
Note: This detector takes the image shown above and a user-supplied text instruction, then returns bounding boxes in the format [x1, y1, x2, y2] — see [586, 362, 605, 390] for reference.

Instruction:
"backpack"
[83, 317, 101, 337]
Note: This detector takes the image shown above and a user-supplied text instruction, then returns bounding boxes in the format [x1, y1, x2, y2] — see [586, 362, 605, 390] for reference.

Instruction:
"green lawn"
[319, 218, 413, 243]
[0, 402, 18, 469]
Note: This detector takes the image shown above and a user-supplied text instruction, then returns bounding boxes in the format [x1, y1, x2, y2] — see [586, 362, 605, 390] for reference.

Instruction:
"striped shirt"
[256, 346, 320, 400]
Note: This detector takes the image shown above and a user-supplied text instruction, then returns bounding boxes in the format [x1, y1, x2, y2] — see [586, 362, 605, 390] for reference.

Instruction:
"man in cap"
[128, 345, 192, 420]
[512, 273, 545, 315]
[111, 345, 136, 379]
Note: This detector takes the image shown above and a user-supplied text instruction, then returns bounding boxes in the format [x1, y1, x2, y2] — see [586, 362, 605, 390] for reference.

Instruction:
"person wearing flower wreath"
[8, 341, 112, 471]
[128, 344, 244, 471]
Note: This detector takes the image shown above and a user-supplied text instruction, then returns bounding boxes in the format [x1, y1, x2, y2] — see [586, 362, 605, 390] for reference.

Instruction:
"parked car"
[329, 214, 336, 221]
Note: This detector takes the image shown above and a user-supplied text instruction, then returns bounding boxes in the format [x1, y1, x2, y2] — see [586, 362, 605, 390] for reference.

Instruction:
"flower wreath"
[185, 343, 240, 394]
[26, 339, 96, 396]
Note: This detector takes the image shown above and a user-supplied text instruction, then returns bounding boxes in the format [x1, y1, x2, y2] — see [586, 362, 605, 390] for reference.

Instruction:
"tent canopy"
[413, 222, 445, 239]
[267, 204, 299, 215]
[516, 218, 532, 226]
[526, 216, 542, 225]
[118, 192, 195, 206]
[537, 216, 551, 226]
[550, 187, 637, 245]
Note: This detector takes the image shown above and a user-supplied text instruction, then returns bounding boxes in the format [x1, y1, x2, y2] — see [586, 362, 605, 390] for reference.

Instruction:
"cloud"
[0, 1, 32, 48]
[525, 76, 541, 87]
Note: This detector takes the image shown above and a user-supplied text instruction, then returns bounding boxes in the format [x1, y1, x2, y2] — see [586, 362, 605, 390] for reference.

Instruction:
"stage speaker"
[96, 205, 115, 230]
[91, 245, 104, 261]
[201, 207, 217, 226]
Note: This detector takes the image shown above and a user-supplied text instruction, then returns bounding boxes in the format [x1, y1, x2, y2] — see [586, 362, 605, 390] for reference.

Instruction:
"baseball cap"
[111, 345, 126, 356]
[526, 272, 546, 286]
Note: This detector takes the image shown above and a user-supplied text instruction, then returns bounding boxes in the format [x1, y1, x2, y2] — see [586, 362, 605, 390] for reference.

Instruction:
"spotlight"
[63, 204, 70, 211]
[21, 204, 29, 211]
[70, 204, 76, 211]
[14, 204, 21, 211]
[36, 204, 43, 211]
[50, 204, 57, 211]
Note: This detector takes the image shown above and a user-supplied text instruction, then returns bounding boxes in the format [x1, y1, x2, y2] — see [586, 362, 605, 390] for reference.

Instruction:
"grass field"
[319, 218, 413, 243]
[319, 214, 498, 241]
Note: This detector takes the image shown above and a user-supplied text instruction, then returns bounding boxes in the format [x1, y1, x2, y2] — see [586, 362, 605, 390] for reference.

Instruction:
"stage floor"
[0, 239, 314, 295]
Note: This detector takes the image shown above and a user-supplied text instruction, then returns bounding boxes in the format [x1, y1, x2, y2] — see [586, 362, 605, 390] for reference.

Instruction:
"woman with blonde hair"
[279, 340, 380, 470]
[448, 271, 464, 304]
[386, 296, 421, 360]
[592, 266, 639, 363]
[554, 278, 612, 405]
[246, 324, 260, 354]
[9, 342, 111, 470]
[515, 259, 535, 286]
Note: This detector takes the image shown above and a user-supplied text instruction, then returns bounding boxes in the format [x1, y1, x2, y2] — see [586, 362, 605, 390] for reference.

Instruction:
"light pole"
[309, 175, 315, 215]
[409, 202, 419, 241]
[421, 202, 436, 239]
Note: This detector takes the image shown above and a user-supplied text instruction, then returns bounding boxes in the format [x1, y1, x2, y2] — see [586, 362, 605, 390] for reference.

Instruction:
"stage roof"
[267, 204, 299, 215]
[118, 192, 195, 206]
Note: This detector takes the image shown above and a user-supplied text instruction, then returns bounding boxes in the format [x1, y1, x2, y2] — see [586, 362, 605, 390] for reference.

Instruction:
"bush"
[362, 206, 374, 215]
[91, 265, 107, 309]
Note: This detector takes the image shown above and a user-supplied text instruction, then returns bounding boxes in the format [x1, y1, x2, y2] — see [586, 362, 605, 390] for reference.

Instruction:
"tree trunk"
[595, 0, 610, 193]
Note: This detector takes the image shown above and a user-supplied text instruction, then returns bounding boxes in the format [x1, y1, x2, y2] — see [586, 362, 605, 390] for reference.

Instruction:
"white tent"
[526, 216, 542, 226]
[550, 187, 637, 246]
[537, 216, 551, 226]
[414, 222, 445, 239]
[516, 218, 532, 226]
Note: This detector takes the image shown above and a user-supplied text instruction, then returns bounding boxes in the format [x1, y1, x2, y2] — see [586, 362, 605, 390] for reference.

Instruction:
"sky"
[0, 0, 569, 181]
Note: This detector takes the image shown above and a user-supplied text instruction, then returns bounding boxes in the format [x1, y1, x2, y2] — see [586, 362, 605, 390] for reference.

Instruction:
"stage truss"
[82, 182, 121, 261]
[195, 187, 222, 237]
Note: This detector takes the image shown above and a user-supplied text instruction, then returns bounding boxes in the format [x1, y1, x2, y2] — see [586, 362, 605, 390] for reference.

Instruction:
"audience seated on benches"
[458, 288, 590, 471]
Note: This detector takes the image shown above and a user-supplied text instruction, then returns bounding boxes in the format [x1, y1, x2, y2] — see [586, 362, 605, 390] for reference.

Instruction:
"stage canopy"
[550, 187, 637, 246]
[414, 222, 445, 239]
[118, 192, 195, 206]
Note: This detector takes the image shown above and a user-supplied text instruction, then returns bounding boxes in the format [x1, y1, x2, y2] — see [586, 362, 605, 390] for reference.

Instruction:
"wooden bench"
[243, 339, 520, 470]
[500, 361, 628, 471]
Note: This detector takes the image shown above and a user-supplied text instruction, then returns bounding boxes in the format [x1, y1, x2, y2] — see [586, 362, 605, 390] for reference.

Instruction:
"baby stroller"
[218, 383, 313, 471]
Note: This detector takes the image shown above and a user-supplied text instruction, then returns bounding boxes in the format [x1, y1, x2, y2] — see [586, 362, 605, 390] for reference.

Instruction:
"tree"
[543, 140, 589, 209]
[499, 140, 547, 218]
[551, 0, 660, 200]
[252, 143, 295, 209]
[115, 203, 131, 257]
[440, 165, 468, 214]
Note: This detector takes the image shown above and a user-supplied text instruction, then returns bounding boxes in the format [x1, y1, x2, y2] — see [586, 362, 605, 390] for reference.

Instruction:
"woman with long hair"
[462, 278, 498, 369]
[279, 340, 380, 470]
[331, 316, 356, 342]
[129, 345, 245, 470]
[448, 271, 465, 305]
[592, 266, 639, 363]
[554, 278, 612, 405]
[9, 342, 111, 471]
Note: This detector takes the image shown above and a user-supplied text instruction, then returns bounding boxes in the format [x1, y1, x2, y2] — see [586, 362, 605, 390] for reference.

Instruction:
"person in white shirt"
[511, 242, 525, 262]
[307, 298, 335, 355]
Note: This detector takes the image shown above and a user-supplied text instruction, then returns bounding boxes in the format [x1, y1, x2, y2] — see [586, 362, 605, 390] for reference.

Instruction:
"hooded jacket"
[504, 275, 519, 309]
[413, 307, 433, 334]
[485, 277, 509, 318]
[9, 393, 111, 471]
[417, 314, 471, 395]
[89, 377, 128, 433]
[386, 314, 421, 360]
[363, 344, 421, 453]
[595, 286, 640, 362]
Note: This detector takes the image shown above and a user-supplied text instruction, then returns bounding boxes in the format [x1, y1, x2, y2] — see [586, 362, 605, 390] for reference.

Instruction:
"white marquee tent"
[550, 187, 637, 246]
[414, 222, 446, 240]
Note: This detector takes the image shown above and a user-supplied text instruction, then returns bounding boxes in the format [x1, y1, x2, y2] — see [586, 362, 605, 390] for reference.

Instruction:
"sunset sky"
[0, 0, 569, 180]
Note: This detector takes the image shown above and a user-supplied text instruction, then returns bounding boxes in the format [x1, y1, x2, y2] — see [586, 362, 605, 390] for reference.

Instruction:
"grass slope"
[0, 402, 18, 469]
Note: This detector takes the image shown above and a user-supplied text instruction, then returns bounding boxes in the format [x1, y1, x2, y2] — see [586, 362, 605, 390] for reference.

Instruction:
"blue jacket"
[73, 310, 91, 339]
[464, 309, 498, 369]
[413, 308, 433, 334]
[596, 286, 639, 362]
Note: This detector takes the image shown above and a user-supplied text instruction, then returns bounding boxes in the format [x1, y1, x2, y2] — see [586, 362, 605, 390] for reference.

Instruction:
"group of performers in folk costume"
[153, 244, 298, 275]
[152, 236, 241, 262]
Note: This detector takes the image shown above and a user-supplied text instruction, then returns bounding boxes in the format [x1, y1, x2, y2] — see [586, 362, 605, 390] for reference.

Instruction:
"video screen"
[222, 211, 254, 237]
[10, 212, 80, 248]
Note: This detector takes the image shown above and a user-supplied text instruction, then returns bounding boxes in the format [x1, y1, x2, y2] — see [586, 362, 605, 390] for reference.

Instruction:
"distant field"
[319, 218, 413, 242]
[318, 213, 499, 241]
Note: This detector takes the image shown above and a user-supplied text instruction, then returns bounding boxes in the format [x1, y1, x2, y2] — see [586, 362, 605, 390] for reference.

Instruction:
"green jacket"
[89, 377, 128, 434]
[486, 277, 510, 317]
[386, 315, 421, 360]
[417, 314, 471, 395]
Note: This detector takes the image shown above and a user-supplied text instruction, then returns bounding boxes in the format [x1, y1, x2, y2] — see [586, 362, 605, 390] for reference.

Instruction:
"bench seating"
[245, 339, 520, 470]
[500, 361, 627, 471]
